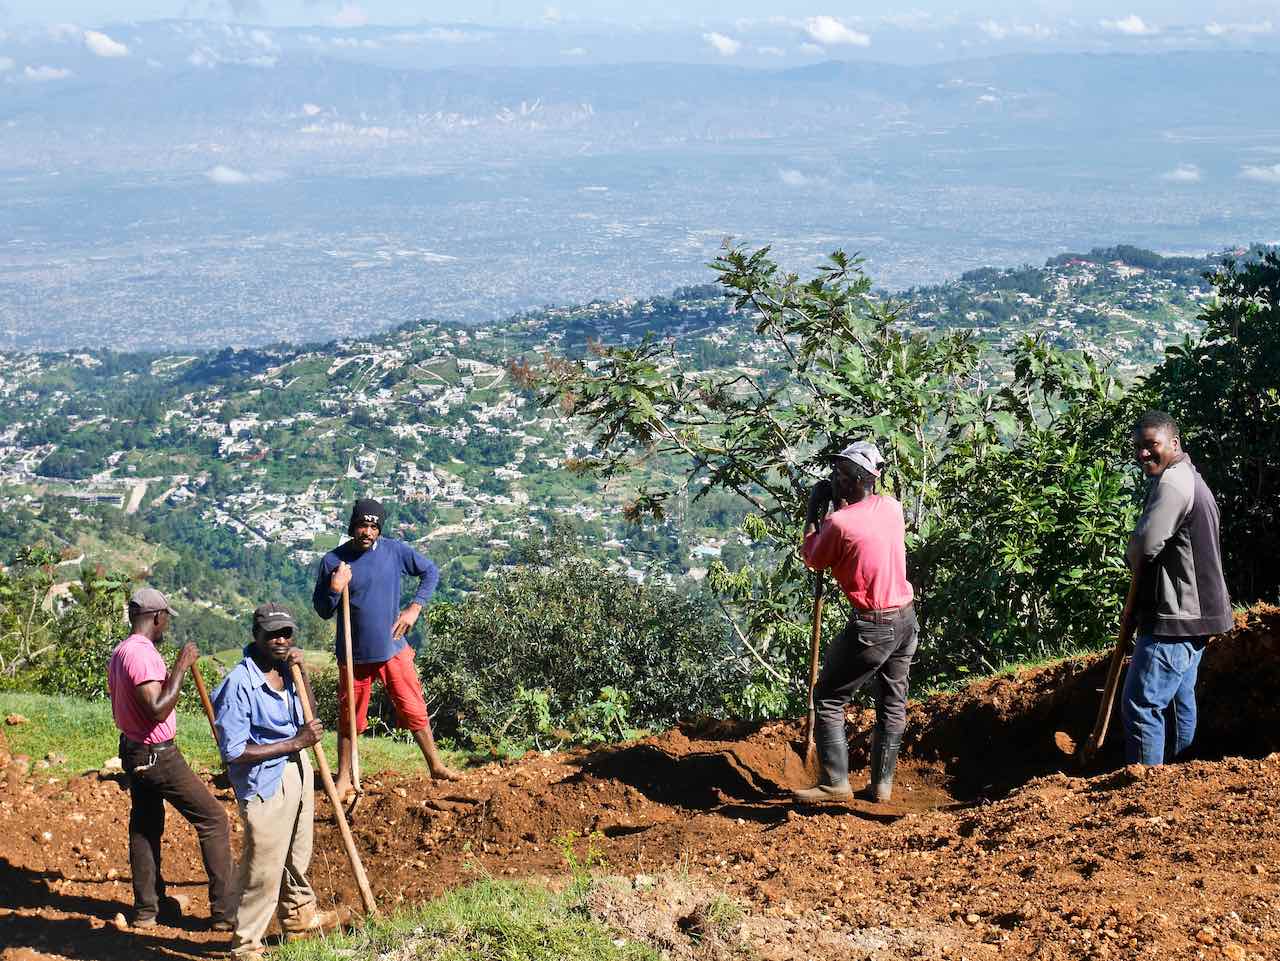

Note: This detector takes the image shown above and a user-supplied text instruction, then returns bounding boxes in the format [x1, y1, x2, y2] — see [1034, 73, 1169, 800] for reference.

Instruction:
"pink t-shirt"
[802, 494, 914, 612]
[108, 634, 175, 744]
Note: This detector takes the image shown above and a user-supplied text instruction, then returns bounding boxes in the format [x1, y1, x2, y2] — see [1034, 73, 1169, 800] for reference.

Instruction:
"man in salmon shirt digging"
[107, 587, 236, 930]
[792, 441, 918, 804]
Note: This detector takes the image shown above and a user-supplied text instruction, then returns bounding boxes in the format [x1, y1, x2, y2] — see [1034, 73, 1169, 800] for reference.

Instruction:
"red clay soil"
[4, 605, 1280, 961]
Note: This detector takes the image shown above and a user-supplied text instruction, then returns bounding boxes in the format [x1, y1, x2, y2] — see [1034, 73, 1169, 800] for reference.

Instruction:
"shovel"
[1054, 572, 1140, 765]
[291, 660, 378, 917]
[801, 573, 826, 767]
[340, 585, 364, 815]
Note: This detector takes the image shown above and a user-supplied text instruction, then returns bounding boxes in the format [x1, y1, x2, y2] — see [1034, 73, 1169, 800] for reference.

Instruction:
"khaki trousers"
[231, 753, 316, 957]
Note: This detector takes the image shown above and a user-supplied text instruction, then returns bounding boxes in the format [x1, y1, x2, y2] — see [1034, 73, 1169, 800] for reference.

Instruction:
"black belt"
[121, 735, 175, 751]
[853, 601, 913, 625]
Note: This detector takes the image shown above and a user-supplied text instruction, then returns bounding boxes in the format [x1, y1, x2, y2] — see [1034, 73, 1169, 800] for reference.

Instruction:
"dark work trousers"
[120, 735, 236, 923]
[813, 604, 919, 769]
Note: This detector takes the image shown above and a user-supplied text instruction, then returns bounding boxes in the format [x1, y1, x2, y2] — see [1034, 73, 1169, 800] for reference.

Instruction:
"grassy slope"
[271, 879, 659, 961]
[0, 692, 447, 777]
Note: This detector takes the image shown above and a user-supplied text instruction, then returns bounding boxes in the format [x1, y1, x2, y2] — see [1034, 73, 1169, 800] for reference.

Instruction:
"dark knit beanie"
[348, 498, 386, 535]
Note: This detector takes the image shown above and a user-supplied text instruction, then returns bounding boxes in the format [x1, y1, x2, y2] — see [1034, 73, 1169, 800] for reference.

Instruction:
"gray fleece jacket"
[1125, 454, 1233, 638]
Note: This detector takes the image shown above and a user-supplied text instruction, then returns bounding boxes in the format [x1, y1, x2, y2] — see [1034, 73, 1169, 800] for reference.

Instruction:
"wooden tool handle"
[190, 663, 219, 745]
[806, 574, 826, 697]
[1082, 572, 1141, 761]
[290, 661, 378, 916]
[340, 587, 361, 788]
[802, 574, 826, 748]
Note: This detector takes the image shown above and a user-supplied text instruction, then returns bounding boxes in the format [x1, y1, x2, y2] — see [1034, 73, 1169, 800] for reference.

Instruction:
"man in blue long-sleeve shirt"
[312, 498, 459, 799]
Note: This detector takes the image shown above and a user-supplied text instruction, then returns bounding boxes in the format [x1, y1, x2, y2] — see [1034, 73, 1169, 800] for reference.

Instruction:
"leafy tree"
[37, 564, 134, 699]
[0, 546, 60, 684]
[533, 244, 1138, 705]
[1147, 250, 1280, 600]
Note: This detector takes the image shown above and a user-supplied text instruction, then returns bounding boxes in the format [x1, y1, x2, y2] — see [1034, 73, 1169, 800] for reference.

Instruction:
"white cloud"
[561, 46, 587, 56]
[980, 19, 1053, 40]
[704, 32, 741, 56]
[330, 4, 367, 28]
[798, 42, 825, 56]
[1241, 163, 1280, 184]
[1162, 164, 1202, 183]
[24, 65, 71, 80]
[779, 169, 809, 186]
[389, 28, 489, 45]
[205, 165, 281, 185]
[804, 15, 870, 47]
[302, 102, 322, 116]
[1101, 14, 1157, 36]
[207, 165, 251, 185]
[249, 29, 277, 51]
[47, 23, 81, 42]
[84, 30, 129, 58]
[757, 45, 786, 56]
[543, 5, 561, 23]
[1205, 20, 1273, 37]
[0, 56, 13, 73]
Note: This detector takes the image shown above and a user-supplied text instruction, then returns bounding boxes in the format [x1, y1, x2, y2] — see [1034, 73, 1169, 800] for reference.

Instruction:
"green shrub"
[419, 553, 732, 748]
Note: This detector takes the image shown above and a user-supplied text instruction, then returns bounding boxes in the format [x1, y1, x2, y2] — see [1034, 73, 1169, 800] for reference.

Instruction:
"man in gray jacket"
[1121, 410, 1233, 766]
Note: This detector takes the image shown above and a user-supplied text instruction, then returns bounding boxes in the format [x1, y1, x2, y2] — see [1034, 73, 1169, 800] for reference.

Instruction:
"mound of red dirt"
[4, 606, 1280, 961]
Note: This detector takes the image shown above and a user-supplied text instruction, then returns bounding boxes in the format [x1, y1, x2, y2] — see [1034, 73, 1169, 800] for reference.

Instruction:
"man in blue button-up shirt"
[213, 603, 338, 959]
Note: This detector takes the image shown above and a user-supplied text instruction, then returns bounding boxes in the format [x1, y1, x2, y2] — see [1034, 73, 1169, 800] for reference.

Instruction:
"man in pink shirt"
[107, 587, 235, 930]
[793, 441, 918, 804]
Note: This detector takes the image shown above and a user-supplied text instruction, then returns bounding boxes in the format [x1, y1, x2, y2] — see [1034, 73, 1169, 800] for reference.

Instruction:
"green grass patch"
[272, 879, 659, 961]
[0, 692, 464, 780]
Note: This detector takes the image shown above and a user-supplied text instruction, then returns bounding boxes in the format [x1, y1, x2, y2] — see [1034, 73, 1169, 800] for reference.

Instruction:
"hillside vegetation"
[0, 244, 1277, 749]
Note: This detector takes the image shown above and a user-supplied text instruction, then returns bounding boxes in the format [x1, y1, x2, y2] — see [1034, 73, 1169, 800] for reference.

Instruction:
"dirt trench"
[4, 605, 1280, 961]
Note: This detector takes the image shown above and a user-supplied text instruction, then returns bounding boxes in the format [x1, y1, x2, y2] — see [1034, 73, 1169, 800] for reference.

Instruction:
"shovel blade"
[1052, 730, 1078, 757]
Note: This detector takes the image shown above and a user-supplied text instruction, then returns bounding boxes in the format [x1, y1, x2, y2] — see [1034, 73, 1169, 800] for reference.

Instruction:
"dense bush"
[417, 549, 733, 748]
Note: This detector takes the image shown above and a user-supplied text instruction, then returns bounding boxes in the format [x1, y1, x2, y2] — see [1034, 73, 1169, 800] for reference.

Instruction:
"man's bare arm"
[131, 642, 200, 723]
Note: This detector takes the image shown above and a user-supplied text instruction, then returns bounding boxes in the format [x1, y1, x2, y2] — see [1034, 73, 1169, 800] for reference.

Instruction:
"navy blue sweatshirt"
[312, 536, 440, 664]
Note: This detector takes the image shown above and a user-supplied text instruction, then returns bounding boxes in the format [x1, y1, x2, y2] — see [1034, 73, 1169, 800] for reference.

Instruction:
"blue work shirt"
[312, 536, 439, 665]
[212, 645, 306, 803]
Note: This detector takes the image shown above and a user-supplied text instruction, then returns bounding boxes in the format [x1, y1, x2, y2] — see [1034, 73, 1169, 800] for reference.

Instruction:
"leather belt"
[854, 601, 913, 625]
[121, 736, 175, 751]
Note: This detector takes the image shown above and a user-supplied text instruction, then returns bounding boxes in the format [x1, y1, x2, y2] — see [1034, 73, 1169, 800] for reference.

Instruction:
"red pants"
[337, 645, 429, 734]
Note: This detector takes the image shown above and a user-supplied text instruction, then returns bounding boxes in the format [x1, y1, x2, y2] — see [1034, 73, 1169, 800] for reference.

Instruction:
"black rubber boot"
[868, 730, 903, 803]
[791, 735, 851, 802]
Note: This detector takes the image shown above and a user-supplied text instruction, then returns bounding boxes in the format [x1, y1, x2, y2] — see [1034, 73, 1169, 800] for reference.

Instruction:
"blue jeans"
[1120, 633, 1207, 766]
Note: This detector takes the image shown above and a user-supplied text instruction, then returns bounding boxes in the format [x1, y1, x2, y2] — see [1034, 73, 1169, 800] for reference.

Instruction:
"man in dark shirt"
[313, 498, 458, 801]
[1121, 411, 1233, 765]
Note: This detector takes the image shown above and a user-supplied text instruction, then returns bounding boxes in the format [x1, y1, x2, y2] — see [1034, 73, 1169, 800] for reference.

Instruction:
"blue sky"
[3, 1, 1278, 27]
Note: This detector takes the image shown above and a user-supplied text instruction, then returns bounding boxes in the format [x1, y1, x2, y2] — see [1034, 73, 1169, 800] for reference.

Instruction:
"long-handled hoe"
[190, 661, 219, 746]
[1054, 573, 1140, 765]
[189, 660, 234, 789]
[340, 585, 364, 815]
[800, 573, 826, 772]
[291, 659, 379, 918]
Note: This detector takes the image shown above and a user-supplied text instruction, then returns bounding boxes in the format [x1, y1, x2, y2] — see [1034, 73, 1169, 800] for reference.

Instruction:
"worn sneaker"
[131, 915, 158, 930]
[209, 916, 235, 932]
[280, 907, 343, 942]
